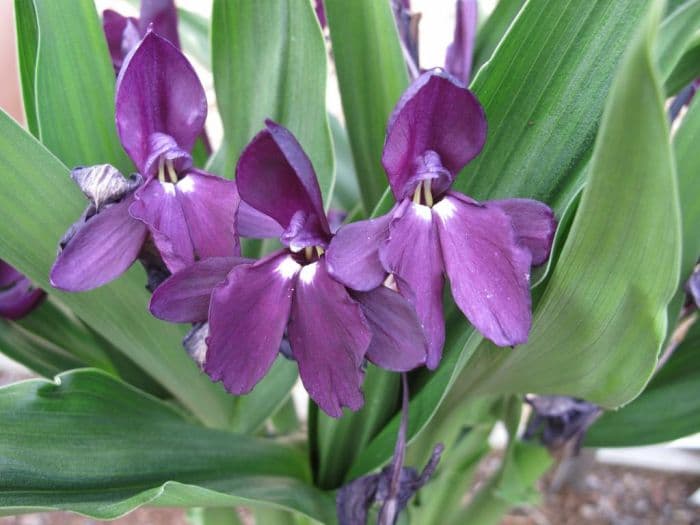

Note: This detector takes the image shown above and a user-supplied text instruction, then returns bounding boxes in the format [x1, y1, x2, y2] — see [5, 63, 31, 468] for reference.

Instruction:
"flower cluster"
[51, 29, 556, 417]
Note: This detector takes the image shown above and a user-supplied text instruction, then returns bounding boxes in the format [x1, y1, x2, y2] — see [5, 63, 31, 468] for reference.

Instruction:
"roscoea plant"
[0, 0, 696, 524]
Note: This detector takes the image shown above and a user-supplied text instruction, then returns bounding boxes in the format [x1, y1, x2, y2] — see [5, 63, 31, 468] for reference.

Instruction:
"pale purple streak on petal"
[205, 252, 299, 395]
[326, 213, 392, 291]
[50, 196, 148, 292]
[288, 260, 369, 417]
[139, 0, 180, 49]
[176, 171, 240, 260]
[434, 192, 533, 347]
[382, 70, 487, 200]
[149, 256, 248, 323]
[444, 0, 478, 85]
[129, 179, 194, 273]
[380, 200, 445, 368]
[352, 286, 427, 371]
[236, 121, 330, 249]
[488, 198, 557, 266]
[115, 31, 206, 176]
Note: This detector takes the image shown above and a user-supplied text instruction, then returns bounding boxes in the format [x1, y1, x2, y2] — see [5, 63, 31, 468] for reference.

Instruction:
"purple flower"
[0, 261, 45, 320]
[50, 31, 238, 292]
[444, 0, 478, 85]
[326, 70, 556, 368]
[150, 120, 428, 417]
[103, 0, 180, 73]
[524, 395, 601, 452]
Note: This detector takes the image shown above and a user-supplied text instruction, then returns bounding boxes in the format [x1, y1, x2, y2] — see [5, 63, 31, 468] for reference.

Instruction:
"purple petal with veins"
[326, 212, 393, 291]
[51, 195, 148, 292]
[150, 256, 248, 323]
[352, 286, 427, 371]
[379, 200, 445, 368]
[444, 0, 478, 85]
[236, 120, 330, 250]
[382, 70, 487, 200]
[434, 192, 533, 346]
[206, 251, 299, 395]
[288, 260, 369, 417]
[115, 31, 206, 177]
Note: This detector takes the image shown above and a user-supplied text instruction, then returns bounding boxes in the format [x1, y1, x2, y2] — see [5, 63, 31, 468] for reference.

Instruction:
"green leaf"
[16, 297, 115, 372]
[178, 7, 212, 69]
[458, 0, 652, 215]
[0, 370, 335, 523]
[209, 0, 334, 202]
[665, 37, 700, 94]
[328, 114, 360, 214]
[13, 0, 39, 136]
[472, 0, 526, 74]
[325, 0, 409, 211]
[456, 0, 680, 407]
[27, 0, 131, 172]
[0, 110, 236, 428]
[673, 92, 700, 285]
[586, 318, 700, 447]
[230, 357, 298, 435]
[0, 320, 84, 378]
[656, 0, 700, 81]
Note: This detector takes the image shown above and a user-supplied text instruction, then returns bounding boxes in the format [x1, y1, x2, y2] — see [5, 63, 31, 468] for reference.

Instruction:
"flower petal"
[139, 0, 180, 49]
[50, 197, 148, 292]
[175, 170, 240, 259]
[488, 198, 557, 266]
[149, 256, 247, 323]
[237, 199, 284, 239]
[325, 213, 392, 291]
[288, 260, 369, 417]
[205, 252, 300, 395]
[236, 120, 330, 250]
[433, 193, 533, 347]
[115, 30, 206, 176]
[382, 70, 487, 200]
[129, 179, 193, 273]
[444, 0, 478, 85]
[379, 200, 445, 368]
[352, 286, 427, 371]
[0, 262, 45, 320]
[102, 10, 136, 72]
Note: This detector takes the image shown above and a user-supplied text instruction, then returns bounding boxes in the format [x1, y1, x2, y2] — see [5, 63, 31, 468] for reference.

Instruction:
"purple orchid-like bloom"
[150, 120, 428, 417]
[326, 70, 556, 368]
[103, 0, 180, 73]
[50, 31, 238, 292]
[444, 0, 478, 85]
[524, 395, 602, 452]
[0, 261, 45, 320]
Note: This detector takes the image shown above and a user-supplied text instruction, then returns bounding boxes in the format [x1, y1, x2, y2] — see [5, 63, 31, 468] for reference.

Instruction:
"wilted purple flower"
[103, 0, 180, 73]
[326, 70, 556, 368]
[50, 31, 238, 292]
[150, 120, 427, 417]
[524, 395, 601, 452]
[444, 0, 478, 85]
[0, 261, 45, 320]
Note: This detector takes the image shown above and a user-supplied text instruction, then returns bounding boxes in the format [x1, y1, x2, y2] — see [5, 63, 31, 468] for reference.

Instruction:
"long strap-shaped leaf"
[209, 0, 334, 202]
[0, 111, 236, 428]
[0, 370, 335, 523]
